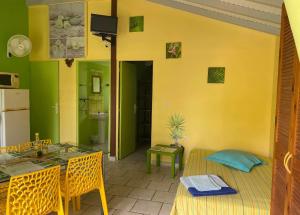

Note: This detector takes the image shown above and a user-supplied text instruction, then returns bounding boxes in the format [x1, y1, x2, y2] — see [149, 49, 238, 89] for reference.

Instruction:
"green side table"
[146, 144, 184, 178]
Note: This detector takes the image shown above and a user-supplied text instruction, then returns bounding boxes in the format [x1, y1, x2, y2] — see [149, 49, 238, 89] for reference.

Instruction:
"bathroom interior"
[77, 61, 110, 154]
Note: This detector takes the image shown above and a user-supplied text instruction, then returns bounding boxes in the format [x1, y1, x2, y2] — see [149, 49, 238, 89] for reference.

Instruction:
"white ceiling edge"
[180, 0, 279, 28]
[185, 0, 281, 23]
[219, 0, 281, 14]
[26, 0, 84, 5]
[252, 0, 282, 7]
[149, 0, 280, 35]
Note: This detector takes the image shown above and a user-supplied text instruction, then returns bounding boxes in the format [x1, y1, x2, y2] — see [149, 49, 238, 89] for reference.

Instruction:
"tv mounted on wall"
[91, 14, 118, 36]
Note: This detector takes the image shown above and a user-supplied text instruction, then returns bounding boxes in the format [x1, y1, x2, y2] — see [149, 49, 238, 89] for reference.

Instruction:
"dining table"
[0, 143, 99, 185]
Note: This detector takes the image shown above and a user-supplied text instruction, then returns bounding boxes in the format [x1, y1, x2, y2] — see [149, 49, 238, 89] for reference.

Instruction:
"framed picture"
[129, 16, 144, 32]
[92, 75, 101, 94]
[49, 2, 85, 59]
[208, 67, 225, 83]
[166, 42, 182, 59]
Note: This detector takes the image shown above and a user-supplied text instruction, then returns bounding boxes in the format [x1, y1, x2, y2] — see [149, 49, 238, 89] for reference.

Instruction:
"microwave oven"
[0, 72, 20, 89]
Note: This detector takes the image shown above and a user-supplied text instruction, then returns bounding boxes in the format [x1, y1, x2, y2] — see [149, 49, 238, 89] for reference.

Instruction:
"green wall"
[0, 0, 29, 89]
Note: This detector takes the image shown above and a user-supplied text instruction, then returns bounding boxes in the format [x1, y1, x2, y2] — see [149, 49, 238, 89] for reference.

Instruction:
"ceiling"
[26, 0, 84, 5]
[26, 0, 283, 35]
[147, 0, 283, 35]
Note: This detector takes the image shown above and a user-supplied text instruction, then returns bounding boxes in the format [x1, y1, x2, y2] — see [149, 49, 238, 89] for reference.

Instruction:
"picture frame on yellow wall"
[207, 67, 225, 83]
[49, 2, 85, 59]
[129, 16, 144, 32]
[166, 42, 182, 59]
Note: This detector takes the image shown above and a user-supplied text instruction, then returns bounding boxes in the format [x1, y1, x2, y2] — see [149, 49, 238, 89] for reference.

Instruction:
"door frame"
[76, 60, 111, 150]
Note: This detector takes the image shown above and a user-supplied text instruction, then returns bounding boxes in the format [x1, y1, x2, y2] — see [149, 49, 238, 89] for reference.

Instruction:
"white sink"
[89, 112, 108, 119]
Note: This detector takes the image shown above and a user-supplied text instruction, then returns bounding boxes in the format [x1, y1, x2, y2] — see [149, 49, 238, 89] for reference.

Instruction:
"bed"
[171, 149, 272, 215]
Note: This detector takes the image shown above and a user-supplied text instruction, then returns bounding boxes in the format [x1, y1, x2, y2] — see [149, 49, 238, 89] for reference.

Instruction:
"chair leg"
[64, 197, 69, 215]
[99, 182, 108, 215]
[58, 196, 64, 215]
[72, 197, 76, 212]
[75, 196, 81, 211]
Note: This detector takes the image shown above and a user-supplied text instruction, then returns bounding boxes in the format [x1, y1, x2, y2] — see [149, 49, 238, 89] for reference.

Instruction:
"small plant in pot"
[168, 114, 185, 147]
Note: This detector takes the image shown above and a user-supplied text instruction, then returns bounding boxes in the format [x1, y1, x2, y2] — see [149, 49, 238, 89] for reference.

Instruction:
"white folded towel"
[180, 175, 228, 192]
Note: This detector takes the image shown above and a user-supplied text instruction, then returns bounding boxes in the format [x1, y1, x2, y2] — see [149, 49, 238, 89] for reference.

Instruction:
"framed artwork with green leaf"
[166, 42, 182, 59]
[129, 16, 144, 32]
[208, 67, 225, 83]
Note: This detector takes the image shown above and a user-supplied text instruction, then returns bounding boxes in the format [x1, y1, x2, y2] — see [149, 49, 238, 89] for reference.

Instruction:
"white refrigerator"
[0, 89, 30, 147]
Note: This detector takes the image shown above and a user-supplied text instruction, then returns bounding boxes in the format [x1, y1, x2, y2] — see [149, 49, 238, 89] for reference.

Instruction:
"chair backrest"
[39, 139, 52, 145]
[65, 151, 103, 197]
[18, 142, 32, 152]
[19, 139, 52, 152]
[0, 145, 19, 153]
[6, 166, 62, 215]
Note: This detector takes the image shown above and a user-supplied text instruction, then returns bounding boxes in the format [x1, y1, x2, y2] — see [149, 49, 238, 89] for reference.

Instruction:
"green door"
[30, 61, 59, 143]
[119, 62, 137, 159]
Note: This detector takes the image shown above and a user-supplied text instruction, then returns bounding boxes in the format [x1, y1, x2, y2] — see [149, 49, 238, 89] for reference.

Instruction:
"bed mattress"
[171, 149, 272, 215]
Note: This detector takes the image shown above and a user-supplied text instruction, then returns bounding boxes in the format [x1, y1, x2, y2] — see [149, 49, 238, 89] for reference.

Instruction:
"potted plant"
[168, 114, 185, 147]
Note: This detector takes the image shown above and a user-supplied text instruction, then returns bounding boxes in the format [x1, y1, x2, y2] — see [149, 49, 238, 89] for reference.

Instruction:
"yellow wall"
[284, 0, 300, 59]
[29, 0, 279, 158]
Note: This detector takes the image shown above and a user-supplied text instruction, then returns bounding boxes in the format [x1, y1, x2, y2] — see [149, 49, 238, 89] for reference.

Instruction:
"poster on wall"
[129, 16, 144, 32]
[166, 42, 182, 59]
[49, 2, 85, 59]
[207, 67, 225, 83]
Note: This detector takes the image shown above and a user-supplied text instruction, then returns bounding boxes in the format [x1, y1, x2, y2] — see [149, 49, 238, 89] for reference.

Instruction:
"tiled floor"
[70, 147, 182, 215]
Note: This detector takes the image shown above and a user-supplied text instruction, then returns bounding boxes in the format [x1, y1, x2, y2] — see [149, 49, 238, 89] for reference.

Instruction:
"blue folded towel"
[188, 186, 237, 197]
[180, 175, 237, 197]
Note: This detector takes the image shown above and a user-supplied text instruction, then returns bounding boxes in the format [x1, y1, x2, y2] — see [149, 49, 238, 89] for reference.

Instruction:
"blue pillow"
[206, 150, 262, 172]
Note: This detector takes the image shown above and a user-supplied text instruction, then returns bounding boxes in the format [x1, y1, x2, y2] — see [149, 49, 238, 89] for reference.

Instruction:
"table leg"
[179, 149, 183, 171]
[156, 153, 161, 167]
[147, 150, 151, 174]
[171, 154, 176, 178]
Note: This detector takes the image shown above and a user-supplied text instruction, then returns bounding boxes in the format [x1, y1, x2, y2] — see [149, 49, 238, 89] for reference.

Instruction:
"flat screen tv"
[91, 14, 118, 35]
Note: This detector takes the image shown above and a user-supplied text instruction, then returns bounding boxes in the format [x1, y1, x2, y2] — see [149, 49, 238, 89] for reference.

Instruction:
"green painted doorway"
[119, 61, 153, 159]
[30, 61, 60, 143]
[77, 61, 111, 154]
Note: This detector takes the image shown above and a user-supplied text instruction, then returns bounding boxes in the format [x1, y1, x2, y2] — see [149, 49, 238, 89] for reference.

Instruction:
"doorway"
[119, 61, 153, 159]
[30, 61, 60, 143]
[77, 61, 110, 154]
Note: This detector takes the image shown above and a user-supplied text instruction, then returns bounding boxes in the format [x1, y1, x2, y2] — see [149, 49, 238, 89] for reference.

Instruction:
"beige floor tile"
[128, 188, 156, 200]
[126, 178, 151, 189]
[109, 209, 117, 215]
[131, 200, 162, 215]
[147, 181, 172, 192]
[81, 205, 103, 215]
[168, 183, 179, 193]
[107, 175, 132, 186]
[113, 209, 143, 215]
[82, 191, 102, 206]
[152, 191, 176, 204]
[108, 197, 137, 211]
[107, 185, 134, 197]
[144, 173, 165, 182]
[125, 170, 148, 180]
[57, 202, 90, 215]
[108, 168, 128, 177]
[159, 203, 172, 215]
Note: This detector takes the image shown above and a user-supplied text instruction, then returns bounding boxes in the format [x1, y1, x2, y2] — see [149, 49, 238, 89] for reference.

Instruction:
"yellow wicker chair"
[18, 142, 32, 152]
[61, 151, 108, 215]
[0, 183, 8, 215]
[0, 145, 19, 153]
[5, 166, 64, 215]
